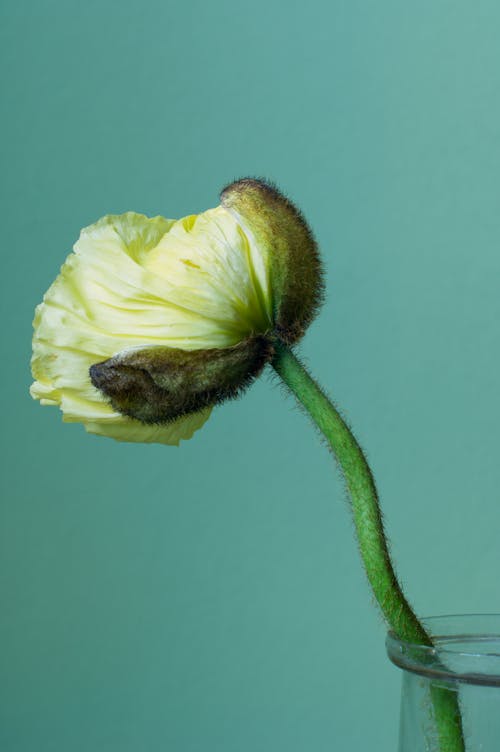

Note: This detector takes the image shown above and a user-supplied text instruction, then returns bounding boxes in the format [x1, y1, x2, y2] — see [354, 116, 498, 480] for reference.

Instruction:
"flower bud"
[30, 179, 323, 444]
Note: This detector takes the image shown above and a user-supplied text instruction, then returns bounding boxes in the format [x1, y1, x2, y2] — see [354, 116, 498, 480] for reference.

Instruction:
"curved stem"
[271, 342, 465, 752]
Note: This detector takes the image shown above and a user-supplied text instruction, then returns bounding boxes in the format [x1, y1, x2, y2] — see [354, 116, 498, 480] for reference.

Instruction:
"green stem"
[271, 342, 465, 752]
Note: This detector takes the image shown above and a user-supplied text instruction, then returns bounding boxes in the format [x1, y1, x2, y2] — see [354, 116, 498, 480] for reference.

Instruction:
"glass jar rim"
[386, 614, 500, 686]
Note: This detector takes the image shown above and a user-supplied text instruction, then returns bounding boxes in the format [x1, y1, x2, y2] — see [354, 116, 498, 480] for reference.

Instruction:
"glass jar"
[386, 614, 500, 752]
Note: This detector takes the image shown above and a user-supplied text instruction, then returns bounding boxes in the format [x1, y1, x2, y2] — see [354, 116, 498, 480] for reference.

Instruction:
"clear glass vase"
[386, 614, 500, 752]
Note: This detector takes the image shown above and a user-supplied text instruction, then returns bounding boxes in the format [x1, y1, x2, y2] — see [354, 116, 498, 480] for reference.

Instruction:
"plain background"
[2, 1, 500, 750]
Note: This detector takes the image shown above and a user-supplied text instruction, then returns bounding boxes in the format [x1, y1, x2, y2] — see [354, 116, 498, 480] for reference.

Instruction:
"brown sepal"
[90, 336, 274, 424]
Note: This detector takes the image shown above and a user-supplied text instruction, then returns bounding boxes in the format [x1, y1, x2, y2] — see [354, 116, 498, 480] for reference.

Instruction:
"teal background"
[2, 1, 500, 750]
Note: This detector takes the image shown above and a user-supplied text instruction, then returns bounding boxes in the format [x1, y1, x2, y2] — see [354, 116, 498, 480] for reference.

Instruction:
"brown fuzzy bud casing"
[221, 178, 324, 345]
[90, 336, 274, 424]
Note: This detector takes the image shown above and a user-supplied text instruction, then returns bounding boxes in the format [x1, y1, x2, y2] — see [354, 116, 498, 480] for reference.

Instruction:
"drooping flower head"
[30, 178, 323, 444]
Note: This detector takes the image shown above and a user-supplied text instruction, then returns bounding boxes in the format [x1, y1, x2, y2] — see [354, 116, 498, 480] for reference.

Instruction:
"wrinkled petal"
[79, 408, 211, 446]
[144, 208, 272, 335]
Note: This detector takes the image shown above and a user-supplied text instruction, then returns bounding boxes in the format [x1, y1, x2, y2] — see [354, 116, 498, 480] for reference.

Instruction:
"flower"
[30, 178, 323, 444]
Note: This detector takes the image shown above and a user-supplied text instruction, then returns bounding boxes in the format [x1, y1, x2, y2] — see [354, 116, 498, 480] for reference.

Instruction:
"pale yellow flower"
[30, 179, 322, 445]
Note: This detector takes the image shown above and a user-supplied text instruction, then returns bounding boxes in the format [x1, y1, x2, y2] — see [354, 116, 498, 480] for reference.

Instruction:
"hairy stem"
[271, 342, 465, 752]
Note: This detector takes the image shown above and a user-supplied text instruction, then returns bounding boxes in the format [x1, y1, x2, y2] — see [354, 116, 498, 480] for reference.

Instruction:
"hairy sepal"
[89, 336, 274, 424]
[220, 178, 324, 345]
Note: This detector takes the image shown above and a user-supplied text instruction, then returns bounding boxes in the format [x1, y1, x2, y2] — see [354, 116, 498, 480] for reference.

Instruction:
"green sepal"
[220, 178, 324, 345]
[89, 336, 274, 424]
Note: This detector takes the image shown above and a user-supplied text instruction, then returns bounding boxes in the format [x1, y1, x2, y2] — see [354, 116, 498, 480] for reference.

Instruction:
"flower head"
[30, 179, 323, 444]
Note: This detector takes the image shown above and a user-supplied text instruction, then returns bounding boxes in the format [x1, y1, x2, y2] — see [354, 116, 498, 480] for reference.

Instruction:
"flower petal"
[78, 408, 212, 446]
[142, 207, 272, 336]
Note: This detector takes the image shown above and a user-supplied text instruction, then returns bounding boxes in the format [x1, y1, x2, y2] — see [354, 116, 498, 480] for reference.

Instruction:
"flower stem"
[271, 342, 465, 752]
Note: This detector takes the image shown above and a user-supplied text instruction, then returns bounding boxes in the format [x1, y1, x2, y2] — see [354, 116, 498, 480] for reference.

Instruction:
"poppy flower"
[30, 179, 323, 444]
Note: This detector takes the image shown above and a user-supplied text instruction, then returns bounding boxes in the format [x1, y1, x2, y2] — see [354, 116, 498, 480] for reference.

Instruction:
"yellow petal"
[144, 207, 272, 337]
